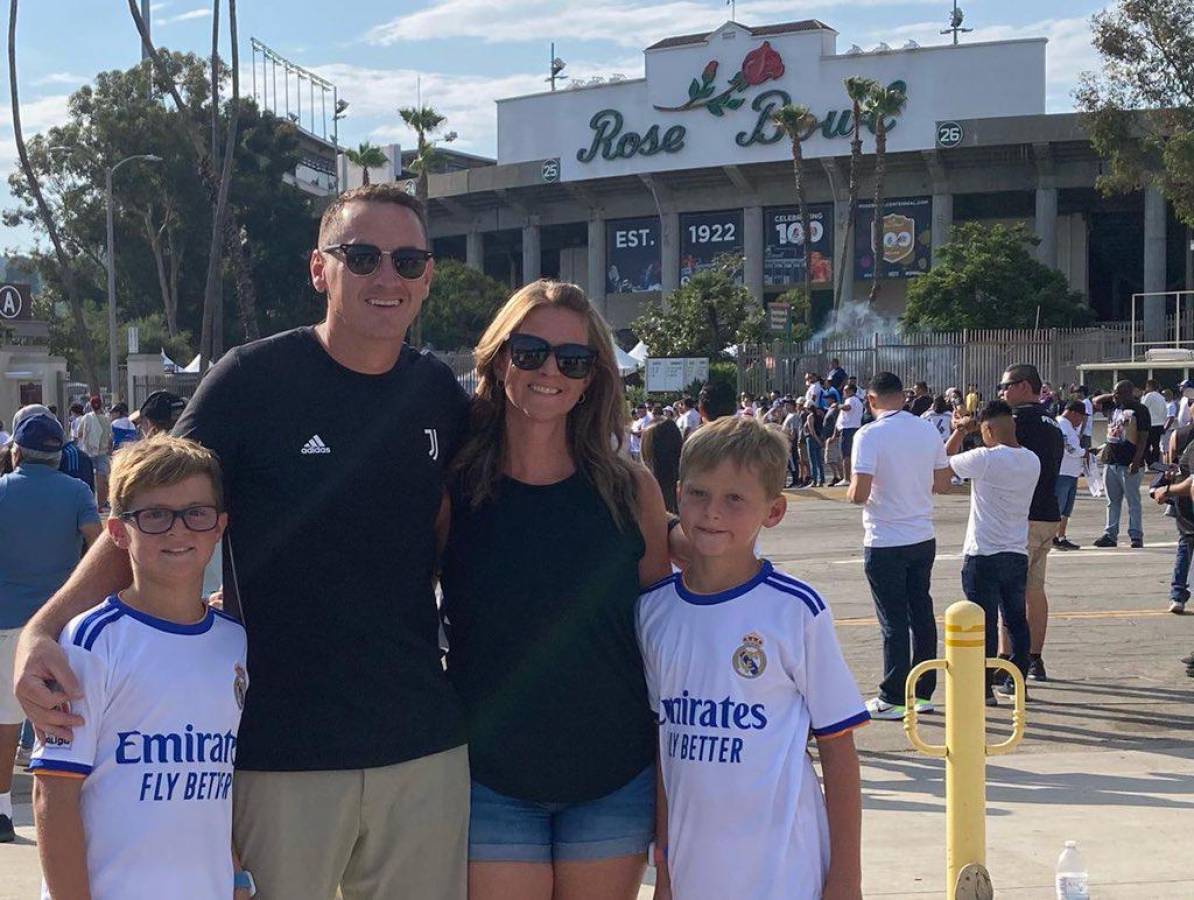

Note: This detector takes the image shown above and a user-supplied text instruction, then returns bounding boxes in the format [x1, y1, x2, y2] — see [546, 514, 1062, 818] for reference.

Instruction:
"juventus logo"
[425, 428, 439, 460]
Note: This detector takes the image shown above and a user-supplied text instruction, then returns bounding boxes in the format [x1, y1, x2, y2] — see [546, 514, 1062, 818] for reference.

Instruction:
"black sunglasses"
[320, 244, 433, 279]
[998, 379, 1025, 391]
[507, 333, 597, 380]
[120, 505, 221, 535]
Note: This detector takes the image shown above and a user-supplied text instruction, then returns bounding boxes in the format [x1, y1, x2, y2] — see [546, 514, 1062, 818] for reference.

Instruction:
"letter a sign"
[0, 284, 30, 321]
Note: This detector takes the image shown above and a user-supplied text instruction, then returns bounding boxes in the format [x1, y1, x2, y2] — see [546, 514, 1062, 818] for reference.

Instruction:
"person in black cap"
[0, 413, 101, 841]
[132, 391, 187, 438]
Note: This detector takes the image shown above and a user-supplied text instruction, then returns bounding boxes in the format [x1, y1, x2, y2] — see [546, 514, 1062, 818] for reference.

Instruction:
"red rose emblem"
[702, 60, 718, 83]
[741, 41, 784, 86]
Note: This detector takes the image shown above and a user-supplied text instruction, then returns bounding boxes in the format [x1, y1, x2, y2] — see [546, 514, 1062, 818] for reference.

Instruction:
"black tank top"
[441, 472, 654, 803]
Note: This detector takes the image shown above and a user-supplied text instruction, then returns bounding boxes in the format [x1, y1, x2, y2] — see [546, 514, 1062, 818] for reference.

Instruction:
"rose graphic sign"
[655, 41, 786, 117]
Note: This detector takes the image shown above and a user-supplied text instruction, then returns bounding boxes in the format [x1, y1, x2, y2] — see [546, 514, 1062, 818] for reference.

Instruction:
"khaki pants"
[233, 745, 469, 900]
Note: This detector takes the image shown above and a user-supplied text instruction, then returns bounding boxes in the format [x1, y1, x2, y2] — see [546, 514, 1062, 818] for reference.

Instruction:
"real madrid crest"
[233, 663, 247, 710]
[732, 632, 767, 679]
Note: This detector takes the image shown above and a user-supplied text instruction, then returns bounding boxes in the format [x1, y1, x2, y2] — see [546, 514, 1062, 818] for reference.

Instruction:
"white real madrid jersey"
[30, 595, 248, 900]
[636, 561, 868, 900]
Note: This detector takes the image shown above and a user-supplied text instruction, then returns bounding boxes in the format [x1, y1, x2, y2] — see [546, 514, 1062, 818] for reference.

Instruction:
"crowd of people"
[0, 182, 1188, 900]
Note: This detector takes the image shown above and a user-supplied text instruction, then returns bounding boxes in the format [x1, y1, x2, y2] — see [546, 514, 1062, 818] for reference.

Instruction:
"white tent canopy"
[628, 341, 649, 363]
[615, 344, 643, 377]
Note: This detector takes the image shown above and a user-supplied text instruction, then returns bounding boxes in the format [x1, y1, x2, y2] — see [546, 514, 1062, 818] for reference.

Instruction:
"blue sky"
[3, 0, 1110, 250]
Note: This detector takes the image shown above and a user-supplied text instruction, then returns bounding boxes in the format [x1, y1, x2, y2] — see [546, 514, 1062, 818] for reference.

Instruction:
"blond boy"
[30, 437, 251, 899]
[637, 415, 868, 900]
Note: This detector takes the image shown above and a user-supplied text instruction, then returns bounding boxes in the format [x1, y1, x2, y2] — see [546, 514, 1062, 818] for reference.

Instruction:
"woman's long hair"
[641, 418, 682, 515]
[453, 279, 639, 530]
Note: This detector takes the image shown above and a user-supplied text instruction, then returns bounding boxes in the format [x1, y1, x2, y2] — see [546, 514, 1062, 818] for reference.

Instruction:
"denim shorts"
[468, 764, 655, 863]
[1055, 474, 1078, 518]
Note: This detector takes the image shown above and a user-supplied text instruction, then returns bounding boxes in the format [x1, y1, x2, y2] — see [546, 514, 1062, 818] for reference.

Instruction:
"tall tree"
[771, 103, 818, 323]
[837, 76, 878, 311]
[397, 105, 456, 203]
[862, 84, 908, 303]
[7, 0, 101, 391]
[345, 142, 389, 185]
[1076, 0, 1194, 227]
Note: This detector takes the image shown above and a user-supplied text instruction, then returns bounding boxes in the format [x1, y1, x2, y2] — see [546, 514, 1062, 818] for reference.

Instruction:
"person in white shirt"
[921, 395, 953, 440]
[628, 403, 649, 460]
[1141, 380, 1168, 467]
[29, 436, 251, 900]
[1076, 385, 1096, 448]
[835, 384, 864, 480]
[677, 396, 701, 439]
[847, 372, 953, 720]
[1052, 401, 1087, 550]
[945, 401, 1041, 704]
[1177, 380, 1194, 430]
[638, 416, 866, 900]
[77, 397, 113, 509]
[1162, 389, 1178, 461]
[803, 372, 824, 410]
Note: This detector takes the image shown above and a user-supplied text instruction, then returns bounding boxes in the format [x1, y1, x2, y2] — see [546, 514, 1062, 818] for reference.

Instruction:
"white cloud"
[31, 72, 88, 88]
[0, 94, 73, 134]
[363, 0, 942, 49]
[312, 57, 640, 157]
[864, 14, 1101, 111]
[158, 7, 212, 26]
[150, 2, 174, 11]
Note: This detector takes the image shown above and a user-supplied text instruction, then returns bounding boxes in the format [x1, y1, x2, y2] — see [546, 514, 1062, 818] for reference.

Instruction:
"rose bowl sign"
[496, 20, 1046, 181]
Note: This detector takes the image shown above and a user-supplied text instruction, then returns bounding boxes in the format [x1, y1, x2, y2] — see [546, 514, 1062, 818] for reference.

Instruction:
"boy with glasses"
[30, 436, 253, 899]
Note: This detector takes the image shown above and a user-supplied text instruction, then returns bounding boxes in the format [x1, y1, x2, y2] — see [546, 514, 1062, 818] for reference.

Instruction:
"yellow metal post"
[904, 600, 1026, 899]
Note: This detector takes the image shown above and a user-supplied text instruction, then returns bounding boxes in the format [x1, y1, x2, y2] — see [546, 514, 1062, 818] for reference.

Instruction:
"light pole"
[106, 154, 161, 401]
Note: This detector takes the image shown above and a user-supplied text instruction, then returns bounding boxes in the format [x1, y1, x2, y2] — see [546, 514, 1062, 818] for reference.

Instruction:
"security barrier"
[904, 600, 1027, 900]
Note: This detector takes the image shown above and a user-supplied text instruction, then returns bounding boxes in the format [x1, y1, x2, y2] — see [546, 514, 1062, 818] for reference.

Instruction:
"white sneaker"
[865, 697, 906, 720]
[913, 698, 935, 714]
[1170, 599, 1187, 614]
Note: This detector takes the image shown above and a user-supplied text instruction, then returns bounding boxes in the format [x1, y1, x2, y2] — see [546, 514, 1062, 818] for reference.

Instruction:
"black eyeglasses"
[998, 379, 1025, 391]
[507, 333, 597, 380]
[320, 244, 433, 279]
[120, 505, 221, 535]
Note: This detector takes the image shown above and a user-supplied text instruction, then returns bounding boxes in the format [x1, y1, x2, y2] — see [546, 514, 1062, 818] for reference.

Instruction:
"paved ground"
[4, 483, 1192, 898]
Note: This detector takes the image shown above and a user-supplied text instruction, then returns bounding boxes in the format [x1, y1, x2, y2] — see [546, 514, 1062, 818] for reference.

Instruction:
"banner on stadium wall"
[606, 217, 662, 293]
[680, 209, 743, 285]
[853, 196, 932, 280]
[763, 204, 834, 289]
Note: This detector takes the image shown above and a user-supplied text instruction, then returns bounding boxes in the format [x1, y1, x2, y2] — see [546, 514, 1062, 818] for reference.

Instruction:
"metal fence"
[434, 351, 479, 396]
[131, 373, 202, 409]
[737, 325, 1136, 398]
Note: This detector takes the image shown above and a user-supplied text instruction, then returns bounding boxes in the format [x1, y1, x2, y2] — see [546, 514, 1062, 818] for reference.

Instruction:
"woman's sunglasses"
[507, 333, 597, 380]
[320, 244, 433, 279]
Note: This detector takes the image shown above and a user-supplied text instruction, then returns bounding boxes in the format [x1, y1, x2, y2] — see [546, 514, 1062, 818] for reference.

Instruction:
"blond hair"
[679, 415, 789, 498]
[453, 279, 638, 529]
[109, 436, 224, 517]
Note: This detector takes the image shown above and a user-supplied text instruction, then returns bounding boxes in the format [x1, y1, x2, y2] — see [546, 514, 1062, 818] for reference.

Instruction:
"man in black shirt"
[999, 365, 1064, 681]
[909, 381, 934, 417]
[1092, 380, 1150, 550]
[13, 183, 470, 899]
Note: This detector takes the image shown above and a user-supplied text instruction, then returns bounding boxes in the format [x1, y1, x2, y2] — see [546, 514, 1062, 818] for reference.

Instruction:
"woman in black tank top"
[440, 280, 671, 900]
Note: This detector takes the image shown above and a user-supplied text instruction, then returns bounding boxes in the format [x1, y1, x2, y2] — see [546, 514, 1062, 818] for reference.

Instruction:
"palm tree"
[836, 76, 879, 312]
[9, 0, 101, 391]
[771, 103, 818, 325]
[397, 105, 456, 204]
[862, 83, 908, 303]
[346, 142, 389, 185]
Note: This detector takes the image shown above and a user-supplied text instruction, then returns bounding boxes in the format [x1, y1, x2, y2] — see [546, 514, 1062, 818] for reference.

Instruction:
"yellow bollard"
[904, 600, 1027, 899]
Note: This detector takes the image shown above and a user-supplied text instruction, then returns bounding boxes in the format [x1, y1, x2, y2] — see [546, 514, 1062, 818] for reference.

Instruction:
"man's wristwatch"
[234, 870, 257, 897]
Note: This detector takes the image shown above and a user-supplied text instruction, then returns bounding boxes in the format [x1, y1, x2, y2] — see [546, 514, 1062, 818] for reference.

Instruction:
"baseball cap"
[136, 390, 187, 426]
[14, 413, 65, 452]
[10, 404, 52, 440]
[1179, 379, 1193, 391]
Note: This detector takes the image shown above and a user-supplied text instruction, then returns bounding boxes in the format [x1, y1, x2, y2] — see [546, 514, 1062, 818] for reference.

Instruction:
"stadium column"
[522, 216, 541, 285]
[743, 206, 764, 305]
[931, 193, 953, 262]
[1032, 143, 1058, 271]
[465, 231, 484, 273]
[588, 217, 607, 316]
[662, 212, 680, 297]
[1143, 185, 1168, 341]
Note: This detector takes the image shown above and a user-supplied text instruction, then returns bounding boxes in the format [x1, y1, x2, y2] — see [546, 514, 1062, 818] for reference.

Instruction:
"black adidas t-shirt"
[175, 327, 469, 771]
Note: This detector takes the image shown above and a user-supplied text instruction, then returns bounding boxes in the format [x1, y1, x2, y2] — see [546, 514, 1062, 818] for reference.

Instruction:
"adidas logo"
[300, 435, 332, 455]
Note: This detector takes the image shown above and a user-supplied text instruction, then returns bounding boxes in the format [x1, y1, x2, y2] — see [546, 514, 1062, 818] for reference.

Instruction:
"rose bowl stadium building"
[419, 19, 1193, 334]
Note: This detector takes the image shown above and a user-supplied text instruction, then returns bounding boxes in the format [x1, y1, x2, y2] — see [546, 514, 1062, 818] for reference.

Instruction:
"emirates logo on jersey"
[233, 664, 247, 711]
[732, 632, 767, 679]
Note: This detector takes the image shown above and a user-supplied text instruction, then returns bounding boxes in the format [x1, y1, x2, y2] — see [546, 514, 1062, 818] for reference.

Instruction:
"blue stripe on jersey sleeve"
[71, 601, 121, 649]
[83, 610, 125, 650]
[763, 578, 824, 616]
[767, 571, 826, 610]
[639, 572, 679, 595]
[28, 759, 93, 777]
[811, 709, 871, 737]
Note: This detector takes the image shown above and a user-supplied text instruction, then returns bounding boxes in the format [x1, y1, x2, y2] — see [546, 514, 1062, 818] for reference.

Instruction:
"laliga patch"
[732, 632, 767, 679]
[41, 701, 73, 750]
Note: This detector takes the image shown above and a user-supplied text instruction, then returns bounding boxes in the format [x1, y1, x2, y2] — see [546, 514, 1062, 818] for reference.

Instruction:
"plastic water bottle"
[1055, 841, 1089, 899]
